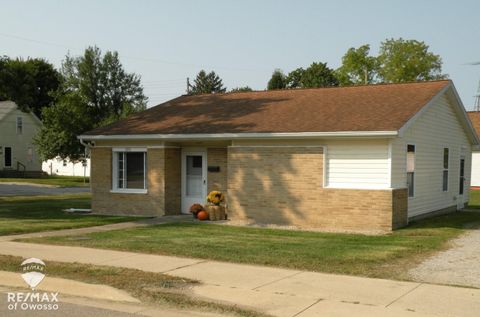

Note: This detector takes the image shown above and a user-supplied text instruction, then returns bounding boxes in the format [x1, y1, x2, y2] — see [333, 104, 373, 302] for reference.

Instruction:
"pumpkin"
[197, 210, 209, 221]
[189, 203, 204, 217]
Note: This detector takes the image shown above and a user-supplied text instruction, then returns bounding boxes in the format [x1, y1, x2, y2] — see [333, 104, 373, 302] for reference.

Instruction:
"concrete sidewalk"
[0, 215, 194, 242]
[0, 241, 478, 317]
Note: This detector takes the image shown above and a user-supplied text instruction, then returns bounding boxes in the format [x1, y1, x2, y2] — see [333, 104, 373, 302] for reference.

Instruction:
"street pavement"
[0, 183, 90, 196]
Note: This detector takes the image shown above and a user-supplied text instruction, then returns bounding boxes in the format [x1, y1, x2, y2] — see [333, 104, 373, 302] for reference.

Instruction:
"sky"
[2, 0, 480, 109]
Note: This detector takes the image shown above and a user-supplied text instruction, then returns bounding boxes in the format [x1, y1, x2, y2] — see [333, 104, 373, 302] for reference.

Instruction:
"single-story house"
[466, 111, 480, 187]
[79, 80, 478, 232]
[0, 101, 43, 176]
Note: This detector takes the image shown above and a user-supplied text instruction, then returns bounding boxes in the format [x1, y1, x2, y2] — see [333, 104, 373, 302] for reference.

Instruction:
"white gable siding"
[325, 139, 390, 189]
[391, 94, 472, 217]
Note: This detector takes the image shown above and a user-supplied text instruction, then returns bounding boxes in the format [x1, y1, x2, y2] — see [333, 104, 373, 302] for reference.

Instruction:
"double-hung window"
[407, 144, 415, 197]
[443, 148, 449, 192]
[112, 149, 147, 193]
[16, 117, 22, 134]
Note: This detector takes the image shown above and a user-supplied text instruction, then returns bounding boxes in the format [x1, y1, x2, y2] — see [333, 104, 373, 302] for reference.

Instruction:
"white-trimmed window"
[443, 148, 449, 192]
[407, 144, 415, 197]
[16, 117, 22, 134]
[112, 148, 147, 193]
[27, 147, 33, 163]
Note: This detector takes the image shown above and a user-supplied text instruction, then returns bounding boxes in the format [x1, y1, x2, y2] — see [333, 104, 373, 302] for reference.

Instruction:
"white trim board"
[79, 131, 398, 141]
[228, 145, 326, 148]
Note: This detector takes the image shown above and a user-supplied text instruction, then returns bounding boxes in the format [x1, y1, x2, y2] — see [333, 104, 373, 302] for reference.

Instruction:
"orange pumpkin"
[197, 210, 209, 221]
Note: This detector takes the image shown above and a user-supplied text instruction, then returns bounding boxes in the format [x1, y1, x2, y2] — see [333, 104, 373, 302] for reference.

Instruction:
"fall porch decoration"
[196, 210, 209, 221]
[189, 203, 205, 218]
[207, 191, 225, 205]
[206, 191, 226, 221]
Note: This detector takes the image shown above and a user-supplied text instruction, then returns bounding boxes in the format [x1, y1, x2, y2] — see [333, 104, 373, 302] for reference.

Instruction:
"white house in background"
[42, 158, 90, 177]
[0, 101, 43, 174]
[467, 112, 480, 187]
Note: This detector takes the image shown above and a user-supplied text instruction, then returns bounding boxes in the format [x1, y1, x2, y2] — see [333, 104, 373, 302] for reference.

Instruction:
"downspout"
[78, 137, 93, 189]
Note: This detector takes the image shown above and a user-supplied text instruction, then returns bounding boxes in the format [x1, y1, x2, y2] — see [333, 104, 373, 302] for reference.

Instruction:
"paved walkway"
[0, 183, 90, 196]
[410, 227, 480, 288]
[0, 215, 194, 242]
[0, 241, 478, 317]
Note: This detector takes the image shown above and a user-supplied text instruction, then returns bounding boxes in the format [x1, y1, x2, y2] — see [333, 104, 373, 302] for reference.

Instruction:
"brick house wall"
[207, 148, 228, 193]
[164, 148, 181, 215]
[90, 147, 178, 216]
[227, 146, 408, 232]
[90, 144, 407, 231]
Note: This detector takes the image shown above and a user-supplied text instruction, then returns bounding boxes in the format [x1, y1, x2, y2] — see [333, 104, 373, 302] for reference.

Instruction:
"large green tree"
[286, 67, 305, 88]
[35, 46, 147, 161]
[190, 70, 226, 94]
[336, 45, 378, 86]
[230, 86, 253, 93]
[300, 62, 339, 88]
[0, 57, 61, 118]
[267, 69, 287, 90]
[377, 38, 446, 82]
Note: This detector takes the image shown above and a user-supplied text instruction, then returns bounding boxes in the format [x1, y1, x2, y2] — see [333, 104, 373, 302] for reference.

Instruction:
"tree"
[286, 67, 305, 88]
[336, 45, 378, 86]
[190, 70, 226, 94]
[230, 86, 253, 93]
[300, 62, 339, 88]
[0, 57, 61, 118]
[377, 38, 446, 83]
[267, 69, 286, 90]
[35, 46, 147, 160]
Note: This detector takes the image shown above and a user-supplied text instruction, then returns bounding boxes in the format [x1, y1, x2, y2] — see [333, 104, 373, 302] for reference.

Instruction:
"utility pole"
[475, 80, 480, 112]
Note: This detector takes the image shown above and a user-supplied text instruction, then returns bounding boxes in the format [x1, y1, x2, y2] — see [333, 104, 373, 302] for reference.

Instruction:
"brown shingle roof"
[468, 111, 480, 136]
[84, 80, 451, 136]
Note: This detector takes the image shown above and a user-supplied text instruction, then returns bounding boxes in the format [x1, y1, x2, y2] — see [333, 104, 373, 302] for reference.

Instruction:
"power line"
[0, 32, 269, 72]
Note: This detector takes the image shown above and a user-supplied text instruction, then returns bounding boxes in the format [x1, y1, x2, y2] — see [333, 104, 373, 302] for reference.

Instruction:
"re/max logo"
[7, 292, 59, 302]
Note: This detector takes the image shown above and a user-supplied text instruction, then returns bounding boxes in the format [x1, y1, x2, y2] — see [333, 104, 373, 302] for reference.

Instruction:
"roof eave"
[78, 131, 399, 141]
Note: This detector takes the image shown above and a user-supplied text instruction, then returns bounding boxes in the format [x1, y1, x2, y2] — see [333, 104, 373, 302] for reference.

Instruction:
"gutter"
[78, 131, 399, 141]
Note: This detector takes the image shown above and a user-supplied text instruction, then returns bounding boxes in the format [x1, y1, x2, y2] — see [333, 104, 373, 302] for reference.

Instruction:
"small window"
[407, 145, 415, 197]
[16, 117, 22, 134]
[63, 160, 67, 167]
[459, 158, 465, 195]
[27, 147, 33, 163]
[114, 151, 147, 190]
[443, 148, 449, 192]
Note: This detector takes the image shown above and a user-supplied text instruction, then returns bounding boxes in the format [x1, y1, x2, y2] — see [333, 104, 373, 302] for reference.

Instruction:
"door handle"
[203, 180, 206, 185]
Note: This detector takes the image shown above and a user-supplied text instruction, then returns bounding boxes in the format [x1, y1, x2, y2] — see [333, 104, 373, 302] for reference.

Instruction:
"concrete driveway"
[410, 220, 480, 288]
[0, 183, 90, 196]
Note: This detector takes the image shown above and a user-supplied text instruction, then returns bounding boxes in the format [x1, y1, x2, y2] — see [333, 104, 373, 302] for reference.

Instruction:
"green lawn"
[469, 190, 480, 208]
[0, 175, 89, 187]
[0, 194, 134, 235]
[23, 210, 480, 280]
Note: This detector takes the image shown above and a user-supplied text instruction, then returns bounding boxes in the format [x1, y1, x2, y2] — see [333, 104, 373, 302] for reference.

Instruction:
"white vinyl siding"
[391, 94, 472, 217]
[325, 139, 390, 189]
[471, 151, 480, 186]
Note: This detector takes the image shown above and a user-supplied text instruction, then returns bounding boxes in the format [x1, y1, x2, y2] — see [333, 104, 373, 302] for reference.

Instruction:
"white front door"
[181, 150, 207, 214]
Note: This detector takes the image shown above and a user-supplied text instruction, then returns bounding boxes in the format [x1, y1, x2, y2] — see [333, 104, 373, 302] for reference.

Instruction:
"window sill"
[110, 189, 148, 194]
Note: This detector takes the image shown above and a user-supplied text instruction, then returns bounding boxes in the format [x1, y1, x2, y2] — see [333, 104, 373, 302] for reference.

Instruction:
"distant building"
[466, 112, 480, 187]
[0, 101, 43, 175]
[42, 158, 91, 177]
